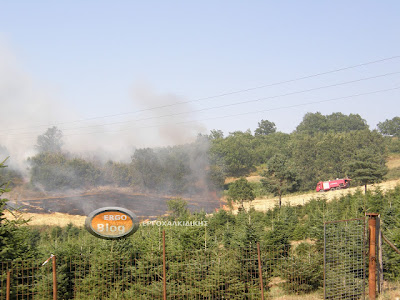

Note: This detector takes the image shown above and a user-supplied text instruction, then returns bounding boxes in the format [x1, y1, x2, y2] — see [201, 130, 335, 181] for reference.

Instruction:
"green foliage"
[103, 160, 132, 186]
[28, 152, 103, 190]
[289, 129, 387, 190]
[166, 198, 190, 219]
[208, 129, 224, 140]
[2, 187, 400, 297]
[0, 158, 37, 261]
[130, 139, 214, 194]
[28, 134, 215, 194]
[227, 177, 255, 207]
[253, 132, 291, 166]
[261, 154, 300, 207]
[254, 119, 276, 136]
[6, 111, 400, 297]
[281, 243, 323, 293]
[21, 112, 398, 198]
[0, 156, 23, 188]
[210, 130, 256, 177]
[385, 136, 400, 153]
[347, 148, 388, 191]
[131, 148, 164, 190]
[296, 112, 368, 135]
[35, 126, 64, 153]
[378, 116, 400, 137]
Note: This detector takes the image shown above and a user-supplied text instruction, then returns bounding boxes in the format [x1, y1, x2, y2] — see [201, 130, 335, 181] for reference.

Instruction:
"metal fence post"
[257, 243, 264, 300]
[163, 230, 167, 300]
[52, 255, 57, 300]
[367, 213, 379, 300]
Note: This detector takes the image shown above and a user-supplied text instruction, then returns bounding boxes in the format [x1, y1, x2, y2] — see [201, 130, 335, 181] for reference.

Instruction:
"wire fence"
[0, 241, 321, 299]
[3, 215, 398, 300]
[0, 259, 54, 299]
[324, 218, 366, 300]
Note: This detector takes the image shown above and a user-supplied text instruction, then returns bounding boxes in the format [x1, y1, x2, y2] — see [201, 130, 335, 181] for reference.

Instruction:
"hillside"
[3, 154, 400, 226]
[234, 178, 400, 213]
[230, 154, 400, 213]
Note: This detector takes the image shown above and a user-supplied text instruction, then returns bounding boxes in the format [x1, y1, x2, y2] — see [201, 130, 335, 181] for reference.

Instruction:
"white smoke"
[0, 39, 74, 171]
[0, 39, 207, 172]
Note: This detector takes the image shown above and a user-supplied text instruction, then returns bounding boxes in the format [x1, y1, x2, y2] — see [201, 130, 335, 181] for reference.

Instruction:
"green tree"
[28, 152, 68, 190]
[208, 129, 224, 140]
[131, 148, 164, 191]
[29, 152, 103, 190]
[208, 131, 227, 188]
[227, 177, 255, 208]
[0, 157, 35, 260]
[326, 112, 368, 132]
[261, 154, 300, 208]
[296, 112, 368, 135]
[254, 119, 276, 136]
[166, 198, 190, 219]
[377, 116, 400, 137]
[35, 126, 63, 153]
[212, 130, 255, 176]
[290, 133, 319, 190]
[295, 112, 328, 135]
[347, 148, 388, 193]
[103, 160, 133, 186]
[253, 132, 291, 166]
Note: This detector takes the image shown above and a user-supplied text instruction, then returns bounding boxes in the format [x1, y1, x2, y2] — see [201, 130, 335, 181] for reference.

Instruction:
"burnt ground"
[12, 191, 221, 219]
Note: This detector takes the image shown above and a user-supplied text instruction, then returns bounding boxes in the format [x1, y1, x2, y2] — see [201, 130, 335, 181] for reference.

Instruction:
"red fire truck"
[316, 178, 351, 192]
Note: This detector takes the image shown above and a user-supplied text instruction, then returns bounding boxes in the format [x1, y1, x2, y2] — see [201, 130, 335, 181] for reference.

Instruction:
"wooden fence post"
[6, 271, 11, 300]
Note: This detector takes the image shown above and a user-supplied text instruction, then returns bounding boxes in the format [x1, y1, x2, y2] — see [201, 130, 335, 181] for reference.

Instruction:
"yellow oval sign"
[85, 207, 139, 239]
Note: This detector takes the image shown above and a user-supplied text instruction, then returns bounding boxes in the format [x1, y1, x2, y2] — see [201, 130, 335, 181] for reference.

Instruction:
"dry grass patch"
[387, 154, 400, 170]
[4, 211, 85, 227]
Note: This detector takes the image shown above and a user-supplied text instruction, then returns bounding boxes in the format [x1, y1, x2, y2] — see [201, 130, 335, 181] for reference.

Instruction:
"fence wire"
[324, 218, 366, 300]
[1, 242, 321, 299]
[0, 260, 54, 300]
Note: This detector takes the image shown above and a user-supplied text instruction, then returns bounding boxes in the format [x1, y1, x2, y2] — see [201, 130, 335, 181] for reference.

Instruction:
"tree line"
[1, 112, 399, 197]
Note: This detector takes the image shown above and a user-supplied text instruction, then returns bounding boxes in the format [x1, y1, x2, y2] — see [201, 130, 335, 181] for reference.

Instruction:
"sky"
[1, 1, 400, 165]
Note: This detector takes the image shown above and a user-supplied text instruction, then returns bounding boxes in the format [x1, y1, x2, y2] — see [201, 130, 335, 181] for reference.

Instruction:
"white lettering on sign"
[97, 224, 126, 234]
[103, 215, 128, 221]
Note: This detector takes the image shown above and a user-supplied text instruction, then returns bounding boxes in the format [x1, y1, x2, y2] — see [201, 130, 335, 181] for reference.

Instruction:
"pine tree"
[0, 157, 33, 260]
[261, 154, 300, 208]
[347, 148, 388, 193]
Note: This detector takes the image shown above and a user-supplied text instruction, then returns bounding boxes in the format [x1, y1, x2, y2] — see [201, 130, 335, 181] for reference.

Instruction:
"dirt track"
[236, 178, 400, 213]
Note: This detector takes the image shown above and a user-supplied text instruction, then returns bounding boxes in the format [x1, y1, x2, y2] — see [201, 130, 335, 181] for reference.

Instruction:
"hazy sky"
[1, 1, 400, 162]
